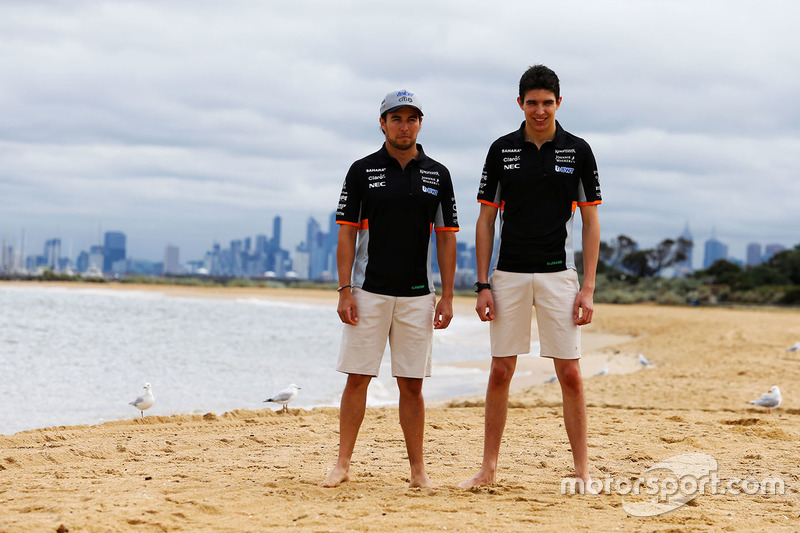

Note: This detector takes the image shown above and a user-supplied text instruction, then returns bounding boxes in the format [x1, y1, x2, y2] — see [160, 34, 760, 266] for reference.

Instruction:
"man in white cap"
[321, 90, 459, 488]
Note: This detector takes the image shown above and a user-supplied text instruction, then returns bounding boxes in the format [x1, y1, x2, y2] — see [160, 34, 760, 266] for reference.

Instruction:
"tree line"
[578, 236, 800, 306]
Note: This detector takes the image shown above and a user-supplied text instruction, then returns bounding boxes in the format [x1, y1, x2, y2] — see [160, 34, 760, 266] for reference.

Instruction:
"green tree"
[766, 245, 800, 285]
[621, 237, 691, 278]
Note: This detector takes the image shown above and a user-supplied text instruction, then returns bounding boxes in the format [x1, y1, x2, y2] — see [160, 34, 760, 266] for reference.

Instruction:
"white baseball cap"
[380, 89, 423, 116]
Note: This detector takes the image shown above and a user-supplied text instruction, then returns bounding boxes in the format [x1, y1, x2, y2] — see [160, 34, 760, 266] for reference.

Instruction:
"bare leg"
[321, 373, 372, 487]
[459, 356, 517, 488]
[554, 358, 591, 491]
[397, 377, 434, 488]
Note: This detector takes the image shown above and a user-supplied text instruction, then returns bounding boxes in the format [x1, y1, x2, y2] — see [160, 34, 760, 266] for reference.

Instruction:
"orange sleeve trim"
[478, 199, 501, 208]
[434, 226, 460, 232]
[576, 200, 602, 207]
[336, 220, 361, 228]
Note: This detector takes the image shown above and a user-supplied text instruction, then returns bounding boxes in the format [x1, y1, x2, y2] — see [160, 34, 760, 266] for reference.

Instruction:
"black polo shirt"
[336, 143, 459, 297]
[477, 121, 601, 273]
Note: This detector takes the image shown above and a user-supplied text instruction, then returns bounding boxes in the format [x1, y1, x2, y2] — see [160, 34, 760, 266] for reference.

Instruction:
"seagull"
[787, 342, 800, 352]
[129, 383, 154, 418]
[594, 364, 609, 377]
[264, 384, 300, 411]
[544, 374, 559, 384]
[638, 354, 652, 367]
[749, 385, 781, 414]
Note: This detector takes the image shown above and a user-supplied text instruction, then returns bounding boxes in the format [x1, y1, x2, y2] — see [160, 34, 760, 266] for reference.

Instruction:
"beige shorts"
[489, 269, 581, 359]
[337, 288, 436, 378]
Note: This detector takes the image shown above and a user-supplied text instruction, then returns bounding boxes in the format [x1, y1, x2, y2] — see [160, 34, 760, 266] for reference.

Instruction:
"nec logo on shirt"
[555, 165, 574, 174]
[422, 186, 438, 196]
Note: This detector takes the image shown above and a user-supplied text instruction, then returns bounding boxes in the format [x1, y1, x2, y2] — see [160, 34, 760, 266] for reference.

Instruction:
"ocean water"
[0, 285, 501, 435]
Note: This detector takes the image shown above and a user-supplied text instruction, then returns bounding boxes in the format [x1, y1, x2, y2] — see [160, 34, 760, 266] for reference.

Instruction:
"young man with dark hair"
[321, 90, 459, 489]
[460, 65, 601, 492]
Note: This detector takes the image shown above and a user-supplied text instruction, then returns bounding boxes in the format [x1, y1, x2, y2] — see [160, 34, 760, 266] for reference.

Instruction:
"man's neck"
[385, 143, 418, 170]
[524, 124, 556, 149]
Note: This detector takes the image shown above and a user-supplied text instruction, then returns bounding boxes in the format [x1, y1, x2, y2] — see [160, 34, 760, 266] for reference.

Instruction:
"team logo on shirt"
[555, 165, 574, 174]
[422, 186, 438, 196]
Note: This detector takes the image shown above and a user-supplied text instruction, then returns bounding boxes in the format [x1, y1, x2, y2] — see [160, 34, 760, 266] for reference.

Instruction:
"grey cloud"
[1, 0, 799, 264]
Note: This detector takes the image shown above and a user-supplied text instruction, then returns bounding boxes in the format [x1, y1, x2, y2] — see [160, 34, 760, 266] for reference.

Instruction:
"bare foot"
[409, 472, 435, 489]
[320, 466, 350, 488]
[578, 477, 599, 495]
[458, 471, 495, 489]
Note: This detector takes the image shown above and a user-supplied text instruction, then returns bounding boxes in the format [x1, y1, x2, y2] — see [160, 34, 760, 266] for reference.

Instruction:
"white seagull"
[787, 342, 800, 352]
[129, 382, 154, 418]
[544, 374, 559, 384]
[749, 385, 781, 414]
[265, 384, 301, 411]
[594, 364, 609, 377]
[638, 354, 652, 367]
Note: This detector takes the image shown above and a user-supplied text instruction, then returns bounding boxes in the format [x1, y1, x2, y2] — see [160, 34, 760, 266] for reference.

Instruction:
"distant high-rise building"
[272, 216, 282, 251]
[764, 243, 786, 262]
[103, 231, 126, 273]
[306, 216, 327, 280]
[746, 242, 762, 267]
[703, 229, 728, 269]
[293, 242, 310, 279]
[255, 234, 268, 255]
[76, 251, 89, 273]
[164, 244, 180, 275]
[1, 240, 11, 273]
[89, 245, 104, 272]
[44, 238, 61, 270]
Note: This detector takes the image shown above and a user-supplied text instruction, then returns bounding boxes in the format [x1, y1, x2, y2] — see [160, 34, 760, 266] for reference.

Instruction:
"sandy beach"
[1, 282, 799, 532]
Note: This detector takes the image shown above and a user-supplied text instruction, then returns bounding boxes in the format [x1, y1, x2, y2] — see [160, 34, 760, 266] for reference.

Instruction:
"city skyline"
[2, 215, 793, 279]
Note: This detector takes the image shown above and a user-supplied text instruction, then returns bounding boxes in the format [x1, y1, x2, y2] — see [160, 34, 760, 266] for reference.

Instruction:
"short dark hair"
[519, 64, 560, 101]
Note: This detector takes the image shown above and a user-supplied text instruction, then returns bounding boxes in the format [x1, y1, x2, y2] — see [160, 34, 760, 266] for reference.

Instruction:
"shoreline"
[2, 282, 800, 531]
[1, 280, 641, 417]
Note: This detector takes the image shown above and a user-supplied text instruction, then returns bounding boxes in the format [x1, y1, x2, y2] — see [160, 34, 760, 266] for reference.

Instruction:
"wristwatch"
[473, 282, 491, 293]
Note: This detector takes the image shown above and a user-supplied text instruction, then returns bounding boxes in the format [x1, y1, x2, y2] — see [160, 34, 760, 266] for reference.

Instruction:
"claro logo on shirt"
[555, 165, 574, 174]
[421, 186, 438, 196]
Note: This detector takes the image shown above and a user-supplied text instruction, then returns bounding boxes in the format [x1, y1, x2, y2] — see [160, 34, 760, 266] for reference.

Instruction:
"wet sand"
[1, 282, 799, 531]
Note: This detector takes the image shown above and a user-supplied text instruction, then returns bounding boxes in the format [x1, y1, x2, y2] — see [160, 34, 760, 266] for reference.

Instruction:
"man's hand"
[475, 290, 495, 322]
[434, 297, 453, 329]
[572, 287, 594, 326]
[337, 290, 358, 325]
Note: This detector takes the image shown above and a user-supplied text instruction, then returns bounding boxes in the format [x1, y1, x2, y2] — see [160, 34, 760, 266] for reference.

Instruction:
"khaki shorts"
[489, 269, 581, 359]
[337, 288, 436, 378]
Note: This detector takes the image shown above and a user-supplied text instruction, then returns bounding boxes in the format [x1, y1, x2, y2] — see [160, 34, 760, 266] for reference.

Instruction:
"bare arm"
[336, 224, 359, 325]
[475, 203, 498, 321]
[434, 230, 457, 329]
[573, 204, 600, 325]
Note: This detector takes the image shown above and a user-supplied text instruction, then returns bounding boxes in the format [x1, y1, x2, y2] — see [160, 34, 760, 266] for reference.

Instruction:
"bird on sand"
[594, 364, 609, 377]
[749, 385, 781, 414]
[129, 382, 154, 418]
[264, 384, 301, 411]
[638, 354, 652, 367]
[544, 374, 559, 384]
[787, 341, 800, 352]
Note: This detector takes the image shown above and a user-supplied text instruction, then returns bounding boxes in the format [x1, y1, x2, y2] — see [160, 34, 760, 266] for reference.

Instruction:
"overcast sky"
[2, 0, 798, 269]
